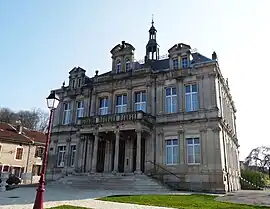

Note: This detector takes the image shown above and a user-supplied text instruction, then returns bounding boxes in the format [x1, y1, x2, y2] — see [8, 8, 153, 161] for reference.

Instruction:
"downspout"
[217, 75, 230, 192]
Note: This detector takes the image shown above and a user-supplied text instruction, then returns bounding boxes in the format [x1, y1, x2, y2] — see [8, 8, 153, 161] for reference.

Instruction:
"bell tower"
[145, 16, 159, 62]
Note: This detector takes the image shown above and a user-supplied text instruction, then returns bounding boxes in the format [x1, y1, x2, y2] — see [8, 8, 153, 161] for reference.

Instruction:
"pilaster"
[113, 129, 120, 173]
[199, 128, 207, 165]
[178, 128, 185, 164]
[90, 90, 96, 116]
[127, 87, 132, 112]
[135, 129, 142, 174]
[91, 131, 99, 173]
[146, 82, 152, 114]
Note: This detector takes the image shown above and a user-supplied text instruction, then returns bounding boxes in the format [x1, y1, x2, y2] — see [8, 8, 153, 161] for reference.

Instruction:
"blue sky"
[0, 0, 269, 160]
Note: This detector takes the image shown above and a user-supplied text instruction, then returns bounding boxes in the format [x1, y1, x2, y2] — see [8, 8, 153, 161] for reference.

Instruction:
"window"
[182, 57, 188, 68]
[173, 58, 178, 70]
[15, 147, 23, 160]
[126, 60, 131, 71]
[166, 139, 178, 165]
[165, 87, 177, 113]
[72, 80, 76, 88]
[70, 145, 76, 167]
[99, 97, 108, 115]
[3, 165, 9, 172]
[116, 94, 127, 113]
[76, 101, 84, 122]
[185, 84, 198, 112]
[187, 138, 201, 164]
[35, 146, 44, 158]
[57, 145, 66, 167]
[135, 91, 146, 112]
[116, 61, 121, 73]
[77, 78, 82, 88]
[63, 102, 71, 124]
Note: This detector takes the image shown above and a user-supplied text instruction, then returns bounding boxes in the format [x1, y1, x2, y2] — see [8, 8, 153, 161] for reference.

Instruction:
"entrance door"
[96, 140, 106, 172]
[118, 140, 125, 173]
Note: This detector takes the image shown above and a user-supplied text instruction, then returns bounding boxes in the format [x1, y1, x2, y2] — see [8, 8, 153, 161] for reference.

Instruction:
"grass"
[48, 206, 91, 209]
[99, 194, 270, 209]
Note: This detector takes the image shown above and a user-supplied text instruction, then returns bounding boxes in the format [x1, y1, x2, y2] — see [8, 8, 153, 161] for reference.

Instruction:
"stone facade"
[0, 123, 46, 183]
[48, 21, 240, 193]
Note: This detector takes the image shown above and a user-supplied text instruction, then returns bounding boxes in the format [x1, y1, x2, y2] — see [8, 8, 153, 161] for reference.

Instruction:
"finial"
[151, 14, 154, 25]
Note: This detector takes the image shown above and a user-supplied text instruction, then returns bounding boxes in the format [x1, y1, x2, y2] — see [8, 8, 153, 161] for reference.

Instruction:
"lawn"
[99, 194, 270, 209]
[48, 206, 90, 209]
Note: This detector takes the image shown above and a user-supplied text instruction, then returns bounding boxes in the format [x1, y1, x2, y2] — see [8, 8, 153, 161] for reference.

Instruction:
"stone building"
[48, 20, 240, 193]
[0, 122, 46, 183]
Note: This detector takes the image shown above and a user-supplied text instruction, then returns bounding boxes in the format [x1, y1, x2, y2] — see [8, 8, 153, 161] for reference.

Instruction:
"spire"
[151, 14, 154, 26]
[145, 15, 159, 61]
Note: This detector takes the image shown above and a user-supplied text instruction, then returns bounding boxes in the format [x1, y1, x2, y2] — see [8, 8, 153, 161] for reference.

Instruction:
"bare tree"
[245, 146, 270, 177]
[0, 107, 49, 131]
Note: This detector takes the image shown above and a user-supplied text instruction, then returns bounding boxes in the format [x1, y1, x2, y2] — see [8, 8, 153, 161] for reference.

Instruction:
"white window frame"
[165, 87, 177, 113]
[126, 60, 131, 71]
[57, 145, 66, 167]
[63, 102, 71, 125]
[14, 146, 23, 160]
[185, 84, 198, 112]
[165, 138, 179, 165]
[116, 94, 127, 113]
[99, 97, 109, 115]
[182, 56, 188, 68]
[135, 91, 146, 112]
[186, 137, 201, 165]
[172, 58, 178, 70]
[116, 60, 121, 73]
[70, 144, 76, 167]
[76, 101, 84, 122]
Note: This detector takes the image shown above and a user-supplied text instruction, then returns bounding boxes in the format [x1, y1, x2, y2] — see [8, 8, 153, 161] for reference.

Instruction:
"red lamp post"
[33, 91, 60, 209]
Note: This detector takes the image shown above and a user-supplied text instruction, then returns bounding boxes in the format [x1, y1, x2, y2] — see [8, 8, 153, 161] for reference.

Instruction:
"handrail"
[146, 160, 180, 180]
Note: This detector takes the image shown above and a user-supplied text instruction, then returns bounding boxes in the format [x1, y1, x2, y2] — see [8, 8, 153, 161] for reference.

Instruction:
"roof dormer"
[68, 67, 86, 89]
[110, 41, 135, 74]
[168, 43, 192, 70]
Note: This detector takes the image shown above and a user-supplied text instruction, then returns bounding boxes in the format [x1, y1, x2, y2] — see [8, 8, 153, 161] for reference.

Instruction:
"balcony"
[80, 111, 155, 126]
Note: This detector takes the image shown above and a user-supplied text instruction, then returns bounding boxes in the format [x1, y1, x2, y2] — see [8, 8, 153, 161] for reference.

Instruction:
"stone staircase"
[49, 173, 171, 192]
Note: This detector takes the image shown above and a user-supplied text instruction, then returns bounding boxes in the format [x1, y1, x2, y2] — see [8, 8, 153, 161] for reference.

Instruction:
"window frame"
[182, 56, 189, 68]
[15, 147, 23, 160]
[77, 78, 82, 88]
[63, 102, 71, 125]
[57, 145, 66, 167]
[34, 146, 44, 158]
[115, 94, 127, 113]
[125, 60, 131, 71]
[134, 91, 146, 112]
[172, 58, 178, 70]
[165, 87, 177, 113]
[186, 137, 201, 165]
[99, 97, 109, 115]
[165, 138, 179, 165]
[72, 79, 76, 89]
[70, 144, 76, 167]
[76, 100, 84, 122]
[116, 60, 121, 73]
[185, 83, 199, 112]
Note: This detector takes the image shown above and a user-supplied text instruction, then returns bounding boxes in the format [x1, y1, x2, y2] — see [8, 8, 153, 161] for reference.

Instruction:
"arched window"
[116, 60, 121, 73]
[125, 60, 131, 71]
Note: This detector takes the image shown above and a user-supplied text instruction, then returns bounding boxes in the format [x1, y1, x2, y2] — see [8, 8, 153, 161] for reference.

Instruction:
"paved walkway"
[0, 186, 184, 209]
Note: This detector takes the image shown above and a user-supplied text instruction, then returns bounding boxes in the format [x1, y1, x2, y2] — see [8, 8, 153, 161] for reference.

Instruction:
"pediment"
[110, 41, 135, 55]
[168, 43, 191, 54]
[69, 66, 86, 74]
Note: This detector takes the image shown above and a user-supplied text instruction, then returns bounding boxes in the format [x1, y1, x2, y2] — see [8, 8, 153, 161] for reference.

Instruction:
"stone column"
[86, 136, 93, 172]
[129, 137, 135, 172]
[127, 88, 132, 112]
[104, 140, 110, 172]
[91, 132, 99, 173]
[178, 128, 185, 164]
[135, 129, 142, 174]
[64, 138, 71, 171]
[147, 83, 152, 113]
[113, 130, 120, 173]
[90, 90, 96, 116]
[74, 135, 81, 171]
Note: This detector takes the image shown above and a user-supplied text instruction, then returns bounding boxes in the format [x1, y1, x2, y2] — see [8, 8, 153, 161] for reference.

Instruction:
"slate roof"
[0, 123, 46, 144]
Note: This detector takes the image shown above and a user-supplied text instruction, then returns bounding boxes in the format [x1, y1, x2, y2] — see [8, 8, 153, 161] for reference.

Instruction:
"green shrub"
[241, 169, 267, 189]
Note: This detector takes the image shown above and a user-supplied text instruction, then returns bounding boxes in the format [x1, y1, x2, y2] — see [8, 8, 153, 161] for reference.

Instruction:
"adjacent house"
[0, 122, 46, 183]
[48, 20, 240, 193]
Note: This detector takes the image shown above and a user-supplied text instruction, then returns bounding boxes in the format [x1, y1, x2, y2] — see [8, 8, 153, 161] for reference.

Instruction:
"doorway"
[118, 139, 125, 173]
[96, 140, 106, 172]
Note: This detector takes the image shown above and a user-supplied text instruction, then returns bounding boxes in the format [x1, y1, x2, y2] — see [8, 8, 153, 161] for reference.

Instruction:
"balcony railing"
[80, 111, 155, 126]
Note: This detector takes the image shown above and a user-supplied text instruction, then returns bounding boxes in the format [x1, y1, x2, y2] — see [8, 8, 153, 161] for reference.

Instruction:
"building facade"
[48, 21, 240, 193]
[0, 122, 46, 183]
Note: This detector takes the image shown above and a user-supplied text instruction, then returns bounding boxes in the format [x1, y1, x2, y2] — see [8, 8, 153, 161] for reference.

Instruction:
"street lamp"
[33, 91, 59, 209]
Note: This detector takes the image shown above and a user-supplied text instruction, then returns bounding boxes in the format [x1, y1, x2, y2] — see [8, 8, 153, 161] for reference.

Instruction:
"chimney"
[16, 120, 23, 134]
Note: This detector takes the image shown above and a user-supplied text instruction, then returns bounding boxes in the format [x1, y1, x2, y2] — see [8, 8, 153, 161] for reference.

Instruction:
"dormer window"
[116, 61, 121, 73]
[77, 78, 82, 88]
[126, 60, 131, 71]
[172, 58, 178, 70]
[72, 80, 76, 89]
[182, 57, 189, 68]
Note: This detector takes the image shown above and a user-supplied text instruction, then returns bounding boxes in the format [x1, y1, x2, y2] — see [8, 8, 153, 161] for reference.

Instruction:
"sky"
[0, 0, 269, 160]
